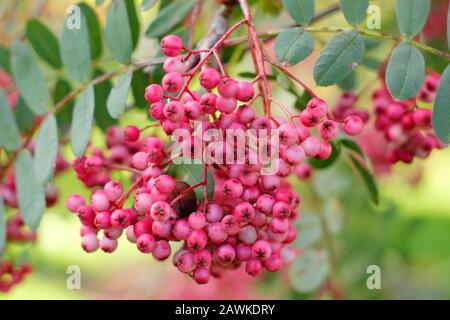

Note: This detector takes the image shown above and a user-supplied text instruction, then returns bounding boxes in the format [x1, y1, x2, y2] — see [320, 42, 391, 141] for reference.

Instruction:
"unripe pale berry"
[161, 35, 183, 57]
[238, 225, 257, 245]
[81, 234, 99, 253]
[100, 236, 118, 253]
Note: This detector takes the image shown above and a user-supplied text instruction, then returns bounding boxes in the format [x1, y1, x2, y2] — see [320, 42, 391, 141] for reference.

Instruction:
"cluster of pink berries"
[371, 74, 444, 164]
[66, 34, 370, 284]
[0, 261, 32, 293]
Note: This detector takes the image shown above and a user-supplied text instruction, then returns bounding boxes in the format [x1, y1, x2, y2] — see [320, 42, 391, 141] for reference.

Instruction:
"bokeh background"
[1, 0, 449, 299]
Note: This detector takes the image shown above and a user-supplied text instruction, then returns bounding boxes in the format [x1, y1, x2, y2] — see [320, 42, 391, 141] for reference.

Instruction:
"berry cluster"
[66, 34, 368, 284]
[371, 74, 444, 165]
[0, 261, 32, 293]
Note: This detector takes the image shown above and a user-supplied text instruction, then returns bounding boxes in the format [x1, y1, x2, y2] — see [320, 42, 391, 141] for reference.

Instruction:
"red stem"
[170, 181, 205, 206]
[117, 177, 143, 208]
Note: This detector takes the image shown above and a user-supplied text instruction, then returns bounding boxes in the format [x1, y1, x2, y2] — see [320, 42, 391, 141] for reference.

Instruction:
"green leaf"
[0, 196, 6, 254]
[131, 69, 149, 109]
[124, 0, 140, 49]
[432, 65, 450, 144]
[275, 28, 314, 66]
[337, 70, 356, 91]
[281, 0, 315, 26]
[386, 42, 425, 100]
[15, 150, 46, 231]
[145, 0, 194, 38]
[141, 0, 157, 11]
[107, 70, 133, 118]
[308, 141, 341, 169]
[0, 90, 21, 151]
[289, 250, 330, 293]
[105, 0, 134, 64]
[14, 97, 35, 132]
[78, 2, 103, 60]
[172, 159, 214, 201]
[34, 114, 58, 185]
[338, 0, 369, 25]
[93, 69, 117, 131]
[361, 56, 382, 70]
[0, 47, 11, 74]
[53, 79, 75, 134]
[71, 85, 95, 156]
[11, 42, 49, 115]
[340, 138, 365, 159]
[25, 19, 62, 69]
[396, 0, 431, 37]
[293, 213, 322, 249]
[313, 30, 365, 87]
[61, 8, 92, 82]
[349, 155, 379, 205]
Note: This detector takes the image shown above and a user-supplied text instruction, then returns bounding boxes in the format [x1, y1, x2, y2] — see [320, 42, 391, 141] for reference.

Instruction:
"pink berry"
[306, 98, 328, 117]
[110, 209, 131, 229]
[104, 227, 122, 240]
[300, 108, 322, 127]
[195, 249, 212, 267]
[264, 253, 283, 272]
[200, 93, 217, 114]
[124, 125, 140, 142]
[104, 181, 123, 202]
[278, 124, 299, 146]
[152, 240, 171, 260]
[283, 144, 305, 165]
[81, 234, 99, 253]
[215, 96, 237, 114]
[152, 220, 172, 238]
[319, 120, 338, 141]
[269, 217, 289, 234]
[216, 244, 236, 265]
[221, 215, 240, 235]
[245, 258, 263, 276]
[301, 136, 321, 157]
[235, 105, 256, 125]
[188, 211, 207, 230]
[207, 222, 228, 244]
[205, 203, 224, 223]
[172, 219, 191, 240]
[218, 77, 238, 98]
[272, 201, 291, 219]
[193, 266, 210, 284]
[163, 100, 184, 121]
[252, 240, 272, 260]
[238, 225, 257, 245]
[149, 102, 166, 120]
[261, 175, 280, 192]
[233, 202, 255, 224]
[136, 234, 156, 253]
[186, 229, 208, 251]
[199, 68, 221, 89]
[176, 251, 196, 273]
[131, 151, 149, 170]
[133, 216, 153, 237]
[316, 141, 332, 160]
[236, 243, 252, 262]
[145, 84, 163, 103]
[99, 236, 118, 253]
[222, 178, 243, 199]
[66, 194, 85, 213]
[236, 81, 255, 102]
[161, 35, 183, 57]
[126, 226, 137, 243]
[163, 56, 185, 73]
[343, 115, 364, 136]
[184, 100, 202, 120]
[91, 191, 110, 212]
[77, 205, 96, 226]
[162, 72, 183, 93]
[134, 193, 153, 214]
[154, 175, 175, 194]
[150, 201, 171, 222]
[94, 211, 111, 229]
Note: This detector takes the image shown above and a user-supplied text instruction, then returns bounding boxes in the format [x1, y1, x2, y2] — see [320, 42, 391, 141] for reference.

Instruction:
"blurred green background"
[1, 0, 449, 299]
